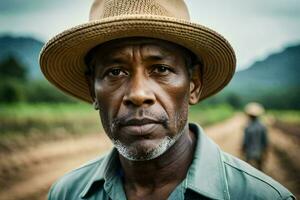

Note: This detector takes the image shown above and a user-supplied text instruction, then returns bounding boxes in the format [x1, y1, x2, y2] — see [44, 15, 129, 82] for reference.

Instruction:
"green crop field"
[189, 104, 235, 126]
[267, 110, 300, 124]
[0, 103, 101, 151]
[0, 103, 100, 136]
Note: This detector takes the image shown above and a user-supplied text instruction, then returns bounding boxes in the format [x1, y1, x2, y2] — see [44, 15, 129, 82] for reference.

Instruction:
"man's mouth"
[120, 118, 161, 136]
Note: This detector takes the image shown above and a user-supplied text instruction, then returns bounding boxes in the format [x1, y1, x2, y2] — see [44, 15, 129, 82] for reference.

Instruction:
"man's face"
[89, 38, 201, 161]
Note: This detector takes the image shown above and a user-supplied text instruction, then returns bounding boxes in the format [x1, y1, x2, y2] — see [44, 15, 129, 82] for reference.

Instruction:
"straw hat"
[40, 0, 236, 103]
[245, 102, 265, 117]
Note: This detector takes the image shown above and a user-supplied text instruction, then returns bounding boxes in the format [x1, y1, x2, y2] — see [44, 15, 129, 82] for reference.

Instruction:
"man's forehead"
[91, 37, 187, 58]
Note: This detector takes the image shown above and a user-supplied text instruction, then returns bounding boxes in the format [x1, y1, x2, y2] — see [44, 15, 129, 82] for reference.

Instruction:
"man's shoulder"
[246, 120, 267, 131]
[48, 154, 107, 200]
[221, 152, 295, 200]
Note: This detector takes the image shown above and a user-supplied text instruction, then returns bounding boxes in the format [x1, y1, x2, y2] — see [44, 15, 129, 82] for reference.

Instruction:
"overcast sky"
[1, 0, 300, 70]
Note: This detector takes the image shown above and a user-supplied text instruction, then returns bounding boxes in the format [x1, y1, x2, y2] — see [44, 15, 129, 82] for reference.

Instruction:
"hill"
[224, 44, 300, 109]
[0, 35, 44, 79]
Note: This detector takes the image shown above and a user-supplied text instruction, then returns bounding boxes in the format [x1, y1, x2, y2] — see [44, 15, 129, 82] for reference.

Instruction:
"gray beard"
[112, 128, 184, 161]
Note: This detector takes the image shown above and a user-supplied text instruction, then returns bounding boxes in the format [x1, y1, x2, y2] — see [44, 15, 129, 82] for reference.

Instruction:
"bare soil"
[0, 114, 299, 200]
[273, 120, 300, 142]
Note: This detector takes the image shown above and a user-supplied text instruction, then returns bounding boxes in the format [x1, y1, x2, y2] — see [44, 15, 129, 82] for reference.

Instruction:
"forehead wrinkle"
[139, 43, 178, 63]
[141, 43, 173, 56]
[100, 45, 134, 65]
[126, 43, 166, 64]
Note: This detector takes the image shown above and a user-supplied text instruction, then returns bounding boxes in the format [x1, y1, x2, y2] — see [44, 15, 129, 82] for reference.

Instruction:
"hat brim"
[40, 15, 236, 103]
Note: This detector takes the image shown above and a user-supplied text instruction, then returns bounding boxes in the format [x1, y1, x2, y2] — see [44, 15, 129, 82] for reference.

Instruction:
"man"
[242, 102, 268, 170]
[40, 0, 295, 199]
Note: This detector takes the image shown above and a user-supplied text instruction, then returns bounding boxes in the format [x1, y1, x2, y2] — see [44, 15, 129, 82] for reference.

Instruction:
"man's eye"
[107, 68, 127, 77]
[152, 65, 172, 75]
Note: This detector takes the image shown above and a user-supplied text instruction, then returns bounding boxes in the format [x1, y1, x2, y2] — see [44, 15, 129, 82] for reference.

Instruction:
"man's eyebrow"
[142, 50, 177, 62]
[102, 52, 131, 64]
[104, 55, 168, 64]
[103, 52, 173, 63]
[104, 57, 126, 64]
[143, 55, 166, 61]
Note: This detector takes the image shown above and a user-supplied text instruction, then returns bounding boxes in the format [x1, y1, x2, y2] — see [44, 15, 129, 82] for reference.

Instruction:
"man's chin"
[112, 137, 175, 161]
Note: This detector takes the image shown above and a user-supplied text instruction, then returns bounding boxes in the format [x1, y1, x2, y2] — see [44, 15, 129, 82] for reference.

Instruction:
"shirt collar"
[186, 123, 230, 200]
[80, 149, 119, 198]
[80, 123, 230, 199]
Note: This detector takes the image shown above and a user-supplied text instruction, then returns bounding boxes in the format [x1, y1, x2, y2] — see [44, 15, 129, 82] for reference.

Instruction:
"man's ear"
[189, 63, 203, 105]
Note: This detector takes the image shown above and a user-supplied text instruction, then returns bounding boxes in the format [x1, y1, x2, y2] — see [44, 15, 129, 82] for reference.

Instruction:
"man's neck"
[119, 127, 196, 199]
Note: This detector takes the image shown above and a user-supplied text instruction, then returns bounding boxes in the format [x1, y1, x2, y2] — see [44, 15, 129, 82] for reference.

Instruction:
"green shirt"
[48, 123, 295, 200]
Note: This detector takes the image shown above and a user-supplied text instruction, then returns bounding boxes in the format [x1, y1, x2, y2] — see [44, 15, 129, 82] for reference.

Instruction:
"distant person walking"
[242, 102, 268, 170]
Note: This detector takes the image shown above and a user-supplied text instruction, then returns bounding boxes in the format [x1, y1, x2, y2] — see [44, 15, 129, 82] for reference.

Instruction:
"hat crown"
[89, 0, 190, 21]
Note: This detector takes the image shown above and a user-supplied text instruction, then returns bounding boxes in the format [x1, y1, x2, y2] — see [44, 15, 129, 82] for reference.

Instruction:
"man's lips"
[121, 118, 159, 126]
[119, 118, 161, 136]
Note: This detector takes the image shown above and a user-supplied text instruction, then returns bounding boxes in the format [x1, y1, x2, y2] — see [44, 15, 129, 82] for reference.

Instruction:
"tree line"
[0, 56, 75, 103]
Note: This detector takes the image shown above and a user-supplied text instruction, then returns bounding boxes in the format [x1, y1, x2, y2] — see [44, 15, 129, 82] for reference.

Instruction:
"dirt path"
[0, 134, 112, 200]
[0, 114, 299, 200]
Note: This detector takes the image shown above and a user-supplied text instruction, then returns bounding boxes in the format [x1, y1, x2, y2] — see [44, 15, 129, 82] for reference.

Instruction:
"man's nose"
[123, 75, 156, 107]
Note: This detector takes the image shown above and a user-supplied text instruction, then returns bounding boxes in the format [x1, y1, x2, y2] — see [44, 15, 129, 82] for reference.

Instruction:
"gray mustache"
[111, 110, 169, 130]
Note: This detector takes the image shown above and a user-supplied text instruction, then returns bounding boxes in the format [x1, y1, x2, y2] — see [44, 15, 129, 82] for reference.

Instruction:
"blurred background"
[0, 0, 299, 199]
